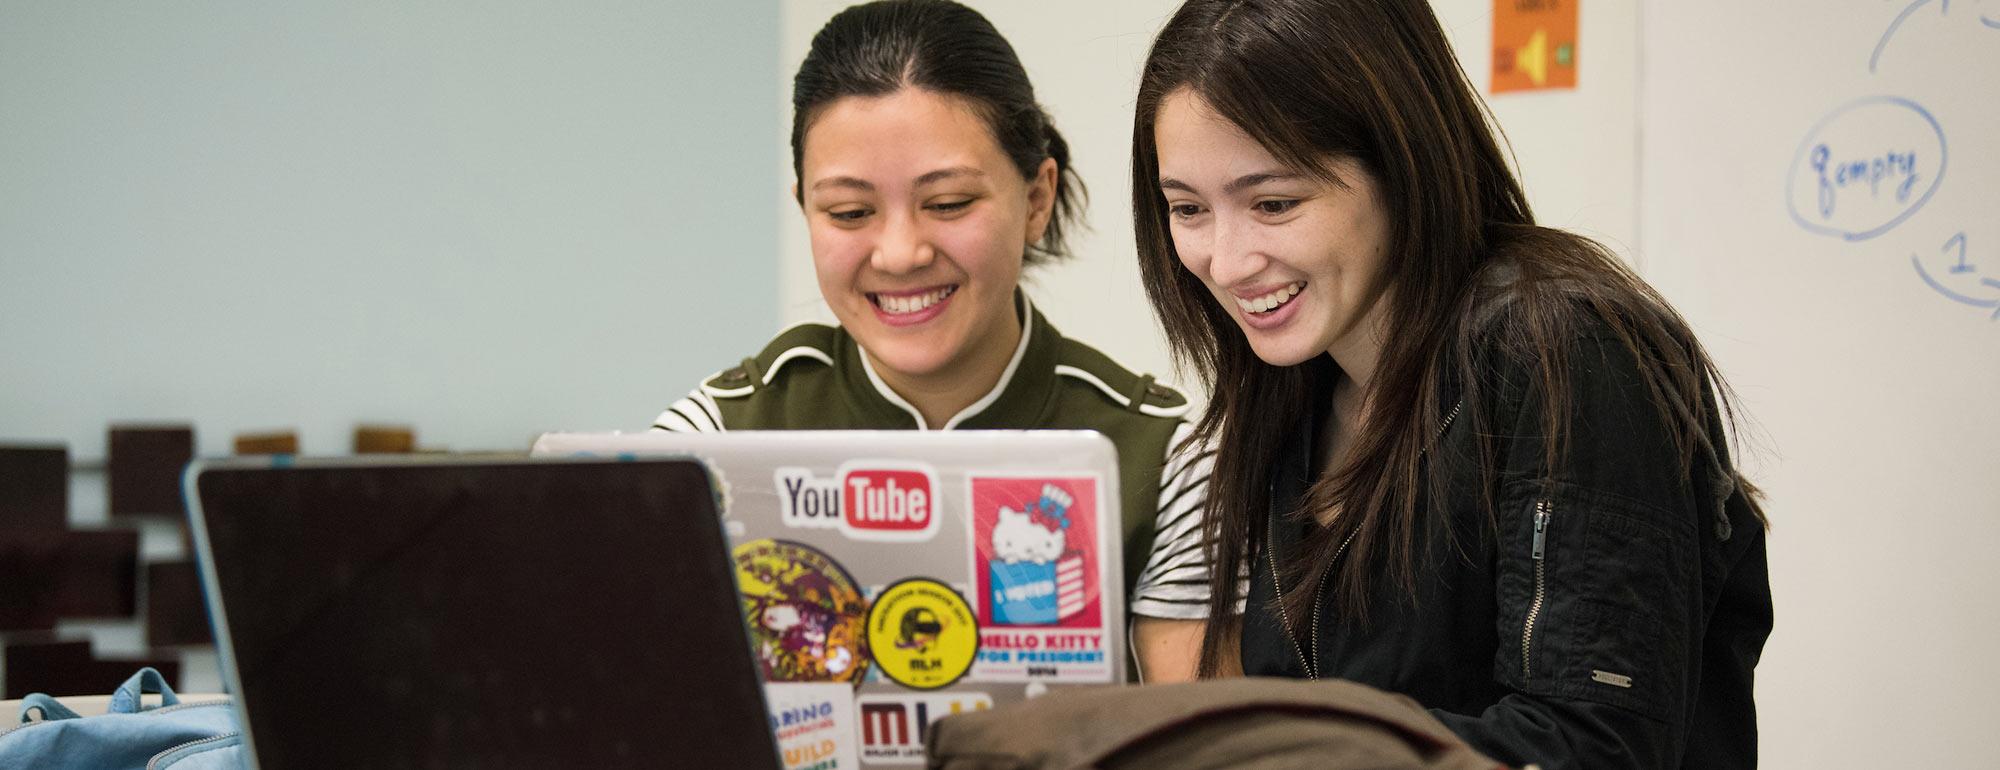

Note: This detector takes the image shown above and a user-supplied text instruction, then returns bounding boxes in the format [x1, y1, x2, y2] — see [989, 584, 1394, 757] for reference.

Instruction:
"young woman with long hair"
[1128, 1, 1772, 766]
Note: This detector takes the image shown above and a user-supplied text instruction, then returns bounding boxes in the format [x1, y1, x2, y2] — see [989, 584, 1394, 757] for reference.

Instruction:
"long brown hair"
[1130, 0, 1763, 677]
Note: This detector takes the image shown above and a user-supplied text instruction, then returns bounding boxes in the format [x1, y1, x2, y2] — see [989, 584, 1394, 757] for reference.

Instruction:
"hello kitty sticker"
[967, 474, 1111, 682]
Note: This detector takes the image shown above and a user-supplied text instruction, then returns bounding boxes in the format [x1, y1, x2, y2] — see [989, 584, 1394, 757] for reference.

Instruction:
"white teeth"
[875, 286, 956, 315]
[1236, 282, 1304, 314]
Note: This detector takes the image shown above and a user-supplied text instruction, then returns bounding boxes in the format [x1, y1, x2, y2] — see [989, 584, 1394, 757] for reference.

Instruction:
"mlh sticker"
[775, 461, 940, 542]
[857, 692, 992, 765]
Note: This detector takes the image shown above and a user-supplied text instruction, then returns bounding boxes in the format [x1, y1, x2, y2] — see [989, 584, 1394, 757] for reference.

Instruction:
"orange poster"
[1491, 0, 1578, 94]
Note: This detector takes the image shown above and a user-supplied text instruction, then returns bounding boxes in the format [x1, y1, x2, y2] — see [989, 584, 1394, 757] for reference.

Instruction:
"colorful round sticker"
[866, 577, 979, 690]
[734, 539, 870, 684]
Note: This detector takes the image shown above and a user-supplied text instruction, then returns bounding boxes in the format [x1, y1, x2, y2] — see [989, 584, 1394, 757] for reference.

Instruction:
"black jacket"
[1240, 329, 1772, 770]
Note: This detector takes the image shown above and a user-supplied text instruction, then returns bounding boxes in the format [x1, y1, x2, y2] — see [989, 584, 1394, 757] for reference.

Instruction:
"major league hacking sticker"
[968, 475, 1112, 682]
[856, 691, 993, 765]
[734, 539, 870, 684]
[866, 578, 979, 690]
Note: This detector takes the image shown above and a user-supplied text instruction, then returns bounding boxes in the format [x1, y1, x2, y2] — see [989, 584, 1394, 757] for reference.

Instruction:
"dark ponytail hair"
[791, 0, 1085, 264]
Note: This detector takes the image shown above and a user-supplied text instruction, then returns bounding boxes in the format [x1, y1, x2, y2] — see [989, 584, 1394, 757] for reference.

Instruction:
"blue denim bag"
[0, 667, 242, 770]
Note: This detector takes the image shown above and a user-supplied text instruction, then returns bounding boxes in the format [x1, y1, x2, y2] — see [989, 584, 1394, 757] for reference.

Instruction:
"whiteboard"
[1641, 2, 2000, 766]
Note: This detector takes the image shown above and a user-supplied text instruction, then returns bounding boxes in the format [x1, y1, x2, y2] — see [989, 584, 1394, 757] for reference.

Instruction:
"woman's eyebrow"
[1157, 171, 1301, 194]
[811, 176, 873, 193]
[914, 166, 985, 186]
[1223, 171, 1300, 195]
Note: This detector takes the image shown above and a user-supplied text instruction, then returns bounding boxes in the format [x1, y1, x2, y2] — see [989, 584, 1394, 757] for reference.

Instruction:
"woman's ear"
[792, 181, 804, 208]
[1024, 157, 1059, 246]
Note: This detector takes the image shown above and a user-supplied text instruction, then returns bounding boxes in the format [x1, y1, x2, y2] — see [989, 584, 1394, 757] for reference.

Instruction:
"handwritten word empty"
[1787, 96, 1947, 242]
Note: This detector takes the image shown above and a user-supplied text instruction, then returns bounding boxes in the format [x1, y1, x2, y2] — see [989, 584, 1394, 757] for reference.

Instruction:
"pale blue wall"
[0, 1, 781, 458]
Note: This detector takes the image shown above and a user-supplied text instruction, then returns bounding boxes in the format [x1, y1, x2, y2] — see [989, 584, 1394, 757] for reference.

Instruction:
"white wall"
[0, 1, 782, 459]
[777, 0, 1637, 396]
[1432, 0, 1640, 263]
[1641, 2, 2000, 766]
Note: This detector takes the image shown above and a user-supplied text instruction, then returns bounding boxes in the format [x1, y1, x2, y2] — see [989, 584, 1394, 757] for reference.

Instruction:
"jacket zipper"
[1266, 508, 1314, 679]
[147, 732, 240, 770]
[1270, 400, 1464, 680]
[1522, 498, 1552, 677]
[1267, 514, 1354, 680]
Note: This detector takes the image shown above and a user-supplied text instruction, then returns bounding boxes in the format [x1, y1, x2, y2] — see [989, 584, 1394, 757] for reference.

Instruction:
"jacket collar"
[841, 290, 1057, 430]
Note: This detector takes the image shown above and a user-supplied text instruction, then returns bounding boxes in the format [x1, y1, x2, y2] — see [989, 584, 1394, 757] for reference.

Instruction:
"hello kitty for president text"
[968, 474, 1110, 682]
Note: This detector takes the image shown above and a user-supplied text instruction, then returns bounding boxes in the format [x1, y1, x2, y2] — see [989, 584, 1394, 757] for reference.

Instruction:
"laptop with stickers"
[529, 430, 1127, 769]
[183, 455, 783, 770]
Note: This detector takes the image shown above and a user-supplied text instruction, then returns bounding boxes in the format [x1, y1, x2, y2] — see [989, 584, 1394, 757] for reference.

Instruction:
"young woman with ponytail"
[653, 0, 1212, 679]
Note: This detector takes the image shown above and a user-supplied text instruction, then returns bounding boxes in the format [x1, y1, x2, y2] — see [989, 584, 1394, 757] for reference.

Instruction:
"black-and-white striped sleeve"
[1130, 422, 1245, 619]
[650, 386, 724, 433]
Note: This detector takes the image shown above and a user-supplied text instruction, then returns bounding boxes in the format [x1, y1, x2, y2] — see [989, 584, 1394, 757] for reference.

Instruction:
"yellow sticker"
[866, 578, 979, 690]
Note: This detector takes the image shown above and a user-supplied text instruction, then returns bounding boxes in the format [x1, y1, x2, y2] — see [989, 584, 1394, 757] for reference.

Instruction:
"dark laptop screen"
[190, 459, 779, 770]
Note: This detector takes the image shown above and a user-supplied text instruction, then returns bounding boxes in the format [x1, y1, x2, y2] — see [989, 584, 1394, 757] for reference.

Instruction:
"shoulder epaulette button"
[716, 367, 751, 386]
[1147, 383, 1174, 399]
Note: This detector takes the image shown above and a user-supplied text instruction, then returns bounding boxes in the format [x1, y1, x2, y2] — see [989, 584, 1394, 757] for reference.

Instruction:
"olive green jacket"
[652, 293, 1205, 598]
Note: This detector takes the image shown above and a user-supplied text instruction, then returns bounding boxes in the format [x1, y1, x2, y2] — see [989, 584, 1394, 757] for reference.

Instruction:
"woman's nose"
[1204, 216, 1269, 289]
[870, 212, 935, 274]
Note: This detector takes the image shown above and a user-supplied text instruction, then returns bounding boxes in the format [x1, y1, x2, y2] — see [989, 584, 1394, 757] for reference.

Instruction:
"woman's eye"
[927, 198, 973, 213]
[1168, 203, 1204, 219]
[1255, 199, 1301, 215]
[828, 208, 871, 222]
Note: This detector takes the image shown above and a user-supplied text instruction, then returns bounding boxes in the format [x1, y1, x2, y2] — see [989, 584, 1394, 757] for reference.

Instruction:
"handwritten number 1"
[1947, 232, 1972, 273]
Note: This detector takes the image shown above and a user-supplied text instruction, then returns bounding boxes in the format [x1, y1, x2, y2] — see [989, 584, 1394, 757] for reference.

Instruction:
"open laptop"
[184, 455, 782, 770]
[530, 430, 1126, 768]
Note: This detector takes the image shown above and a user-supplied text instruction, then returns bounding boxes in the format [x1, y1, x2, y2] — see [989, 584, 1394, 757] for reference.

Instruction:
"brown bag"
[924, 677, 1513, 770]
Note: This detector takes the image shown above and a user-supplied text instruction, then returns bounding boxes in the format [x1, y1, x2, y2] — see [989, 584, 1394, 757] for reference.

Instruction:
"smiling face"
[798, 87, 1056, 383]
[1153, 90, 1395, 372]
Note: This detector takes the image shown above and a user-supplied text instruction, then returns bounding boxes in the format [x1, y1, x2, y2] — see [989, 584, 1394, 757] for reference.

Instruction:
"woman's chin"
[858, 339, 958, 381]
[1244, 335, 1322, 368]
